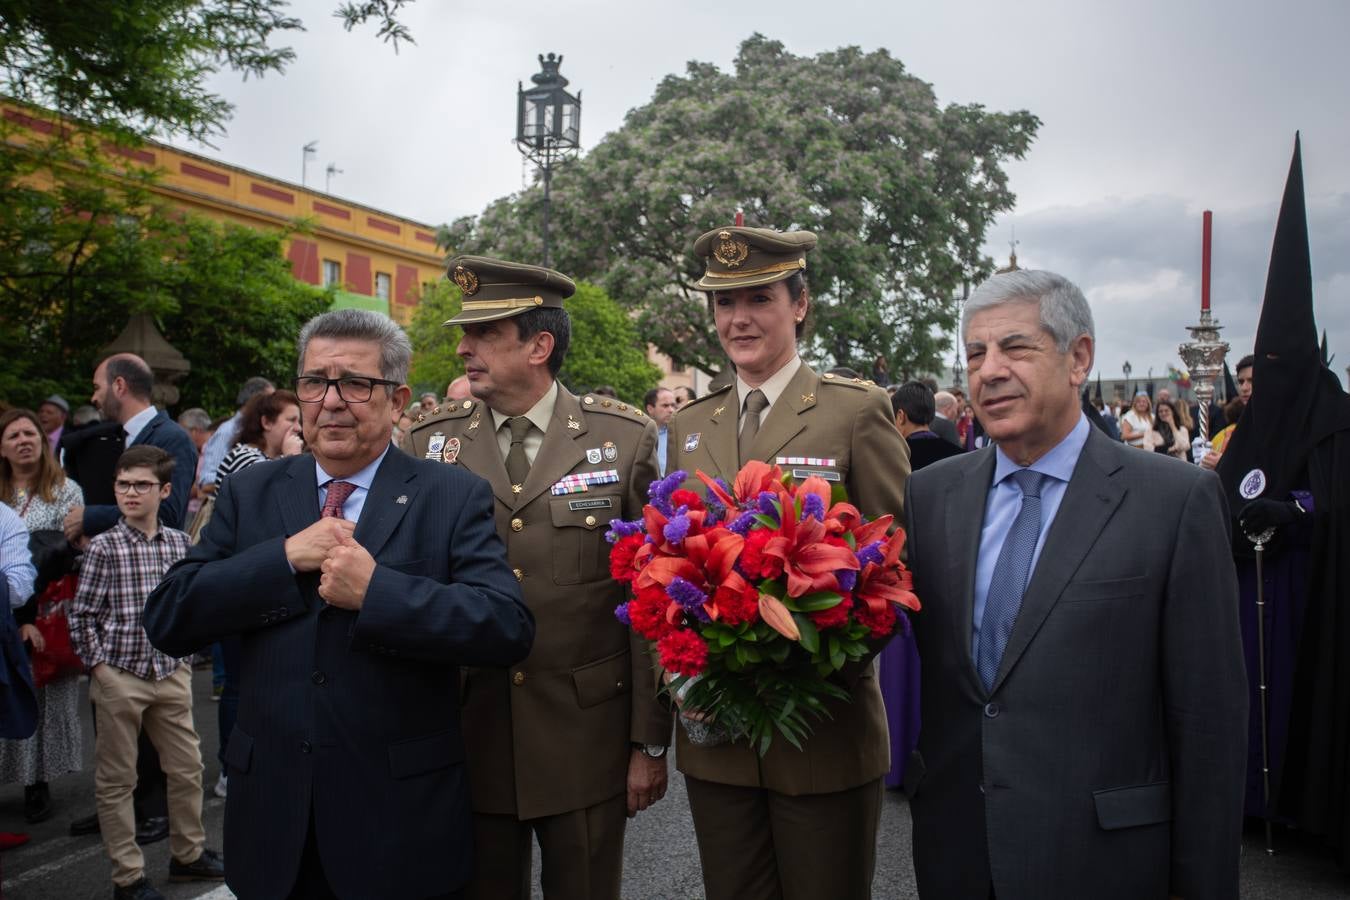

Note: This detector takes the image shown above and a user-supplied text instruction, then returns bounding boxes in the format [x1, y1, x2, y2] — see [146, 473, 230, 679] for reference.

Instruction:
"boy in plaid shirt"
[70, 446, 224, 900]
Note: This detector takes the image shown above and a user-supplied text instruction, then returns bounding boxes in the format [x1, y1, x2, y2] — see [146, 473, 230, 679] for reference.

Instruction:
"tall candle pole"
[1178, 209, 1229, 444]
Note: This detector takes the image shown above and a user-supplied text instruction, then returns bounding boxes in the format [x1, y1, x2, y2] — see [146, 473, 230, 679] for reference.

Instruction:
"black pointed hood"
[1218, 135, 1350, 519]
[1222, 360, 1237, 403]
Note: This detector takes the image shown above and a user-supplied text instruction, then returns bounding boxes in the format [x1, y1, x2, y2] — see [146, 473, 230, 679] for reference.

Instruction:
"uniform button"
[984, 702, 1000, 719]
[510, 518, 524, 532]
[278, 606, 288, 616]
[616, 680, 625, 689]
[311, 671, 326, 685]
[300, 740, 312, 754]
[513, 568, 524, 582]
[584, 515, 597, 527]
[512, 671, 526, 686]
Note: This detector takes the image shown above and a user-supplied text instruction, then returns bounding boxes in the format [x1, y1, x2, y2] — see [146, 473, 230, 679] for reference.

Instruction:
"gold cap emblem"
[713, 231, 750, 268]
[452, 265, 480, 296]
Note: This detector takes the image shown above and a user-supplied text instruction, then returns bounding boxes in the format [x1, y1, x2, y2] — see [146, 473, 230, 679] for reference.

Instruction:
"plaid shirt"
[70, 519, 191, 681]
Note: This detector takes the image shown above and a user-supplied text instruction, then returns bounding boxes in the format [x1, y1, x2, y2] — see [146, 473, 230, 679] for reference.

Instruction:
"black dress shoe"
[24, 782, 53, 824]
[70, 813, 101, 836]
[112, 877, 166, 900]
[168, 847, 225, 881]
[134, 816, 169, 846]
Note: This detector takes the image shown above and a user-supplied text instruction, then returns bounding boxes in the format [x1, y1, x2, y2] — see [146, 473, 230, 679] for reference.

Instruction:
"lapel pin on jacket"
[396, 495, 408, 505]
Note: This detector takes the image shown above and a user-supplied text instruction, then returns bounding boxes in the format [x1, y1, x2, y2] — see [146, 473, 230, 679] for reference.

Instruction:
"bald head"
[92, 353, 154, 424]
[445, 375, 471, 402]
[933, 391, 958, 419]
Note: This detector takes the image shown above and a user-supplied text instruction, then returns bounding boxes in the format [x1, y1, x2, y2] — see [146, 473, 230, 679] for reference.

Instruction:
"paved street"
[2, 666, 1348, 899]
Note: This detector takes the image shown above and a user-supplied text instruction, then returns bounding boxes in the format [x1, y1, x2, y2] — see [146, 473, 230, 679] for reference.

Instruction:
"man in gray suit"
[930, 391, 963, 448]
[903, 270, 1246, 899]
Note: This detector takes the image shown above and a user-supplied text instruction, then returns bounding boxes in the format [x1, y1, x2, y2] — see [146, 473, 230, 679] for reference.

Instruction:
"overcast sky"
[187, 0, 1350, 387]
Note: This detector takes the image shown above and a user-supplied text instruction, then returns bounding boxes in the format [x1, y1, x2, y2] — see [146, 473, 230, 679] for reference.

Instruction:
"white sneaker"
[213, 773, 227, 799]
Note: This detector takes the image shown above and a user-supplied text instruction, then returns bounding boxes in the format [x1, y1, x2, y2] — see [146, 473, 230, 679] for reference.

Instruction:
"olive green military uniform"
[405, 256, 669, 900]
[668, 227, 912, 900]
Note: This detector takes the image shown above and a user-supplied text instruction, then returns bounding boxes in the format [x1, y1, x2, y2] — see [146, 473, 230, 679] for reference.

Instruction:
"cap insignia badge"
[452, 265, 479, 296]
[443, 437, 461, 464]
[602, 441, 618, 462]
[713, 231, 750, 268]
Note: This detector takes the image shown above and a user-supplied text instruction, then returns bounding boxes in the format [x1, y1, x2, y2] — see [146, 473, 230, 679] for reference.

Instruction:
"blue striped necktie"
[975, 469, 1048, 692]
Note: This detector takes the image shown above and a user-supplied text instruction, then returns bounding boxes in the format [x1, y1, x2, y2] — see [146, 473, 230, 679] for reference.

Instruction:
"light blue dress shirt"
[971, 414, 1091, 657]
[199, 410, 242, 487]
[656, 426, 669, 476]
[315, 446, 389, 524]
[0, 502, 36, 607]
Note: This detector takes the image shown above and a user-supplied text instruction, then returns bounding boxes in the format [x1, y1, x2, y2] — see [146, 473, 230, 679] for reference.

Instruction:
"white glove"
[1191, 436, 1212, 465]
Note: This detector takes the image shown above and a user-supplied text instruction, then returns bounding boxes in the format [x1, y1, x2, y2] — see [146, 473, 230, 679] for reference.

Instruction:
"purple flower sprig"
[649, 469, 688, 517]
[801, 493, 825, 522]
[727, 510, 758, 535]
[663, 509, 692, 545]
[605, 518, 644, 544]
[667, 576, 711, 622]
[614, 603, 632, 626]
[757, 491, 781, 520]
[856, 540, 885, 569]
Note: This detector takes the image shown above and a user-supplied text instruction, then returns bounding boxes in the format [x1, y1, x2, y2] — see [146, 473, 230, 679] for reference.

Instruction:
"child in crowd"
[68, 446, 224, 900]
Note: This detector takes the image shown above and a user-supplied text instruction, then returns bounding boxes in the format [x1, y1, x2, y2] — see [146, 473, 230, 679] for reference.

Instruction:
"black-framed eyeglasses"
[293, 376, 400, 404]
[114, 479, 163, 495]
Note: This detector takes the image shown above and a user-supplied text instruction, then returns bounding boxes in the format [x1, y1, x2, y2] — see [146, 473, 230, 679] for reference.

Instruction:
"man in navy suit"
[62, 354, 198, 540]
[146, 309, 535, 900]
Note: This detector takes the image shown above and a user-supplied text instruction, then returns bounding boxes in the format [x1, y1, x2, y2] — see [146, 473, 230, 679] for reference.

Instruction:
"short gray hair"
[296, 309, 411, 385]
[961, 270, 1094, 352]
[177, 408, 212, 431]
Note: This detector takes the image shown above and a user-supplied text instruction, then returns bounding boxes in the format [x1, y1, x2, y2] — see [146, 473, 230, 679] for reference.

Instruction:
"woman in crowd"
[210, 389, 301, 799]
[1120, 391, 1156, 450]
[1155, 399, 1190, 459]
[0, 408, 85, 823]
[666, 226, 910, 900]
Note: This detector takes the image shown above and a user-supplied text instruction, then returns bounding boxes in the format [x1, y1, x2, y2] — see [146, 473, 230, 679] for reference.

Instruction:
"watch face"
[643, 744, 667, 758]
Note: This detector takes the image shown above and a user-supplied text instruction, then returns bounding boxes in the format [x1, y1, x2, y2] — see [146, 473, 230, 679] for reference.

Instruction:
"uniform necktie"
[738, 389, 769, 465]
[975, 469, 1048, 692]
[321, 480, 356, 519]
[505, 416, 533, 488]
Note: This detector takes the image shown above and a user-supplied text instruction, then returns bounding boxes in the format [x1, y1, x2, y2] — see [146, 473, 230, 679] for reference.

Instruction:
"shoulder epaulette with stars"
[580, 394, 653, 425]
[408, 398, 477, 435]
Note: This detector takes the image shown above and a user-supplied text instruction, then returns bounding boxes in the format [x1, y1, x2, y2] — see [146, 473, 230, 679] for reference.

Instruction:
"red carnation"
[808, 595, 853, 631]
[739, 527, 783, 580]
[854, 600, 897, 640]
[670, 489, 705, 511]
[609, 533, 646, 584]
[658, 629, 709, 677]
[714, 582, 760, 626]
[628, 585, 676, 641]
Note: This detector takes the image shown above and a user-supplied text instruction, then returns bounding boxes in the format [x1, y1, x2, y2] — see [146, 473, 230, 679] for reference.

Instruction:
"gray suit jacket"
[904, 425, 1246, 900]
[930, 413, 962, 449]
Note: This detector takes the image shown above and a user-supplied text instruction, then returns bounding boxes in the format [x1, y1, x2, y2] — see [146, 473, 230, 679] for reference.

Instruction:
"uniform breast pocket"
[548, 495, 617, 585]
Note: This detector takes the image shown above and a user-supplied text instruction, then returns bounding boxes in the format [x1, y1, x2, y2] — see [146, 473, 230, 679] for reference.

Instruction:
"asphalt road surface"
[2, 667, 1347, 899]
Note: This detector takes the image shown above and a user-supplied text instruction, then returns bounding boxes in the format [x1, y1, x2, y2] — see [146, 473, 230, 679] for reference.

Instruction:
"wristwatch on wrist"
[633, 742, 668, 759]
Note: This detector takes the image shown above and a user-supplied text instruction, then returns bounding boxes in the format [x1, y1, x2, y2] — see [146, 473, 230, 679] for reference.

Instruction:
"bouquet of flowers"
[609, 461, 919, 755]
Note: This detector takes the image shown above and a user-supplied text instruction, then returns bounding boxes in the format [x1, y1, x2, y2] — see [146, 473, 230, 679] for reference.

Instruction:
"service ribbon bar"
[775, 456, 837, 467]
[551, 469, 620, 495]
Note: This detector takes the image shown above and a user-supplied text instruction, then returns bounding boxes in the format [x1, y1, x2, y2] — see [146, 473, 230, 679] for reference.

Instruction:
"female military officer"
[667, 226, 911, 900]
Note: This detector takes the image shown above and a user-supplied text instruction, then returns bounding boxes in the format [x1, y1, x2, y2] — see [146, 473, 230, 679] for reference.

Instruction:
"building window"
[322, 259, 341, 288]
[375, 272, 391, 301]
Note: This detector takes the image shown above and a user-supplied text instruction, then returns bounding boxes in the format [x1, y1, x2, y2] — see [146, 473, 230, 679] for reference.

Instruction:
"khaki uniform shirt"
[667, 364, 911, 795]
[406, 387, 669, 819]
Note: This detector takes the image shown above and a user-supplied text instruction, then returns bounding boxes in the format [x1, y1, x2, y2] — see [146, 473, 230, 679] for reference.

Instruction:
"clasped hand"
[284, 518, 375, 610]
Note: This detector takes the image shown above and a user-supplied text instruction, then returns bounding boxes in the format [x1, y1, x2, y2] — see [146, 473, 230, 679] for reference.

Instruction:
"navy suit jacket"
[0, 579, 38, 740]
[145, 449, 534, 900]
[83, 411, 197, 535]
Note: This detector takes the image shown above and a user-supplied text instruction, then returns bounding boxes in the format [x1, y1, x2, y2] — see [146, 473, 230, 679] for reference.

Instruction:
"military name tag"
[568, 497, 614, 511]
[792, 468, 840, 482]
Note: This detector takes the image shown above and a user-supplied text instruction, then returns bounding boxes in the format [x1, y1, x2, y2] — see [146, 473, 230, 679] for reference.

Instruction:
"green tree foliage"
[443, 35, 1039, 378]
[406, 279, 465, 395]
[406, 279, 661, 405]
[0, 0, 413, 141]
[558, 282, 662, 403]
[0, 128, 330, 413]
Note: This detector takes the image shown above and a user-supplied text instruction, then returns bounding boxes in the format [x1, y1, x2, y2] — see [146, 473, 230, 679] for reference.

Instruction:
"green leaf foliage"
[444, 34, 1039, 378]
[406, 279, 465, 396]
[556, 281, 662, 403]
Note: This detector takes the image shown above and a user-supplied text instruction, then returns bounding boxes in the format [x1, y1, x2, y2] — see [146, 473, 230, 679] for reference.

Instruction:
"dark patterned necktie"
[738, 389, 769, 465]
[321, 481, 357, 519]
[505, 417, 532, 487]
[975, 469, 1048, 692]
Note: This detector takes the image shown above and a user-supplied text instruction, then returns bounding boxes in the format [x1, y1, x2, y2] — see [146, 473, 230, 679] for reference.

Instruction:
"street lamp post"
[515, 53, 581, 268]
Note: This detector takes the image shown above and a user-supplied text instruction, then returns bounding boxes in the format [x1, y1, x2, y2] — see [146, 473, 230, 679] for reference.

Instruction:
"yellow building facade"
[3, 104, 444, 325]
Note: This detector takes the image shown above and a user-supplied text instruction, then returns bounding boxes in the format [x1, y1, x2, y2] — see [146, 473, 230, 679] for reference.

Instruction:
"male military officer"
[407, 256, 670, 900]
